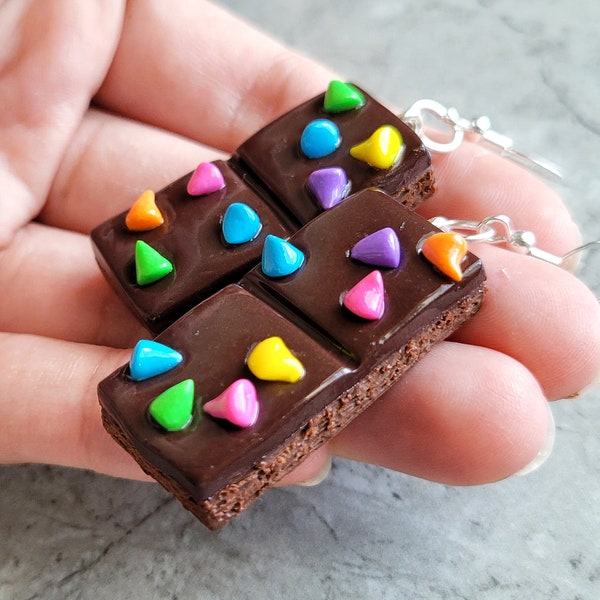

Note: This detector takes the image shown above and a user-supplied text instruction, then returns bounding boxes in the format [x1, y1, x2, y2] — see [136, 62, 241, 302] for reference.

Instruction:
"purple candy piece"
[350, 227, 401, 268]
[306, 167, 350, 210]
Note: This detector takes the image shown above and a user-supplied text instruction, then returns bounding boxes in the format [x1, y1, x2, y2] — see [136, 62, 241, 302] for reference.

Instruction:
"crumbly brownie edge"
[101, 282, 484, 530]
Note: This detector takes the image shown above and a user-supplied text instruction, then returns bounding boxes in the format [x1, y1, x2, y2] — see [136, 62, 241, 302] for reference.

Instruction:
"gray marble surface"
[2, 1, 599, 598]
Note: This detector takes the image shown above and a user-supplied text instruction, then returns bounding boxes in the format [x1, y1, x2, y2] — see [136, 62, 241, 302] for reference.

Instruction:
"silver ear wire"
[402, 100, 562, 182]
[429, 215, 599, 269]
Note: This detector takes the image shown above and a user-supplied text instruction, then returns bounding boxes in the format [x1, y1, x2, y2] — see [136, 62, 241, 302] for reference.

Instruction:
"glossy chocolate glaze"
[242, 190, 482, 362]
[233, 86, 432, 225]
[98, 191, 485, 512]
[91, 85, 433, 334]
[91, 161, 293, 333]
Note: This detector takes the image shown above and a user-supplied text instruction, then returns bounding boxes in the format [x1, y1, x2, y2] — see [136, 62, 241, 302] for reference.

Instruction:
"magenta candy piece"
[343, 270, 385, 320]
[203, 379, 259, 428]
[306, 167, 350, 210]
[350, 227, 401, 268]
[187, 162, 226, 196]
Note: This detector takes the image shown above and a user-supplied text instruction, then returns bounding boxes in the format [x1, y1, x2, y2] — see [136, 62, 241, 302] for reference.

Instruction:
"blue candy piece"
[222, 202, 262, 245]
[300, 119, 341, 159]
[262, 235, 305, 278]
[129, 340, 183, 381]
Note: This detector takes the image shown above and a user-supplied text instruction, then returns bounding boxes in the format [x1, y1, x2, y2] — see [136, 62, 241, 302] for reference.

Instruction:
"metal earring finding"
[402, 99, 562, 182]
[429, 215, 600, 269]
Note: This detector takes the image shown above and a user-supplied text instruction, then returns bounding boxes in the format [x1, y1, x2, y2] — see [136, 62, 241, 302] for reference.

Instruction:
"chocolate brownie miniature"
[93, 83, 485, 528]
[98, 190, 485, 529]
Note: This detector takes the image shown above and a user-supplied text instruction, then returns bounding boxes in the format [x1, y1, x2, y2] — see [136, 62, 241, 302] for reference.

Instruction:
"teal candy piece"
[222, 202, 262, 245]
[300, 119, 341, 159]
[129, 340, 183, 381]
[262, 235, 305, 277]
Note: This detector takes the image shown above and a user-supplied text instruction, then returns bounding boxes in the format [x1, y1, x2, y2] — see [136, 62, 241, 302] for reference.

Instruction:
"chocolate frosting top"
[98, 190, 484, 500]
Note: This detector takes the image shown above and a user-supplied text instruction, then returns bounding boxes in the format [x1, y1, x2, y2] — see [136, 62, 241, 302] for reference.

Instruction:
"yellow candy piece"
[247, 336, 305, 383]
[125, 189, 164, 231]
[350, 125, 404, 169]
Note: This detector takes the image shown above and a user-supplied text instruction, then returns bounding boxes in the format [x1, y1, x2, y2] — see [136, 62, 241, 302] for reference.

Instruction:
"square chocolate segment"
[98, 285, 351, 503]
[241, 190, 483, 362]
[91, 161, 292, 333]
[233, 85, 434, 225]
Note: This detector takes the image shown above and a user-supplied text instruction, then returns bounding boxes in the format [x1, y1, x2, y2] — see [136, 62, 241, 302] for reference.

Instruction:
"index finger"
[95, 0, 333, 152]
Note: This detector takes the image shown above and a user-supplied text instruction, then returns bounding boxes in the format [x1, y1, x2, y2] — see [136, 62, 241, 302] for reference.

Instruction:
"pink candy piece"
[343, 270, 385, 320]
[187, 162, 226, 196]
[203, 379, 259, 428]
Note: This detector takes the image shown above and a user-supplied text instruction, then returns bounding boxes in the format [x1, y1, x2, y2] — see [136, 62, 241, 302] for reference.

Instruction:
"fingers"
[0, 223, 144, 347]
[0, 332, 547, 487]
[40, 109, 222, 234]
[0, 1, 123, 246]
[95, 0, 333, 152]
[418, 142, 581, 256]
[331, 342, 551, 485]
[0, 332, 147, 480]
[451, 244, 600, 400]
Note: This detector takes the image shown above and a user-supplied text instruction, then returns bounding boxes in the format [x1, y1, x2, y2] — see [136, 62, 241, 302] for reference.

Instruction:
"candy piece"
[148, 379, 195, 432]
[342, 270, 385, 320]
[300, 119, 341, 159]
[221, 202, 262, 245]
[187, 162, 225, 196]
[135, 240, 174, 286]
[306, 167, 350, 210]
[323, 80, 366, 113]
[419, 232, 468, 282]
[350, 227, 401, 268]
[350, 125, 404, 169]
[125, 190, 164, 231]
[203, 379, 259, 428]
[261, 235, 305, 277]
[247, 336, 305, 383]
[129, 340, 183, 381]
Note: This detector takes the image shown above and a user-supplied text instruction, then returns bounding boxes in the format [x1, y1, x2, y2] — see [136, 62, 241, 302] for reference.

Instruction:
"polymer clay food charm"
[94, 83, 486, 530]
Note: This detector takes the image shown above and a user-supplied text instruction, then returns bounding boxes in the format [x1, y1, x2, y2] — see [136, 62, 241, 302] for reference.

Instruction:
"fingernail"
[568, 370, 600, 399]
[515, 403, 555, 477]
[296, 456, 333, 487]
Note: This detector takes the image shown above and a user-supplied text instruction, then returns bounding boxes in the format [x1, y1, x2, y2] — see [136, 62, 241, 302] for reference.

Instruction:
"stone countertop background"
[1, 1, 599, 598]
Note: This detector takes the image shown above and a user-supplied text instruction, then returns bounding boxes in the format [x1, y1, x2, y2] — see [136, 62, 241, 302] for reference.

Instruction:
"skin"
[0, 0, 599, 488]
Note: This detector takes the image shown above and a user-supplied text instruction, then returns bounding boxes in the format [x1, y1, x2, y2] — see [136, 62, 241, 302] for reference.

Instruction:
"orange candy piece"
[125, 190, 164, 231]
[420, 232, 468, 282]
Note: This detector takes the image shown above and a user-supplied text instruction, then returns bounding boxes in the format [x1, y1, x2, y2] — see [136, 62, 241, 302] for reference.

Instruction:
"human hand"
[1, 0, 598, 486]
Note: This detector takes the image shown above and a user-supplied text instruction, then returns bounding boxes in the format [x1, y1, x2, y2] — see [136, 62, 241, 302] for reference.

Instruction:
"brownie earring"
[402, 99, 563, 182]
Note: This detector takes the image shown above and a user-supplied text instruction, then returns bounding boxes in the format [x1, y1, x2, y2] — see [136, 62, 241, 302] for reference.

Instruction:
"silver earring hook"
[402, 99, 562, 182]
[429, 215, 599, 268]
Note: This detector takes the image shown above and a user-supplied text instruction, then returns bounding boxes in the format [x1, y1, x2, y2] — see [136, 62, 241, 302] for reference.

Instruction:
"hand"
[1, 0, 598, 486]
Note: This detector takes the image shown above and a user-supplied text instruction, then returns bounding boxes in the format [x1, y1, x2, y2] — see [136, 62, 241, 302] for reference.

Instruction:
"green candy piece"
[148, 379, 195, 431]
[135, 240, 173, 286]
[323, 80, 366, 113]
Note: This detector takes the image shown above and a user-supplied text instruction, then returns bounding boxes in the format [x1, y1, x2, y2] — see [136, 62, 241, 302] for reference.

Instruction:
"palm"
[1, 1, 598, 485]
